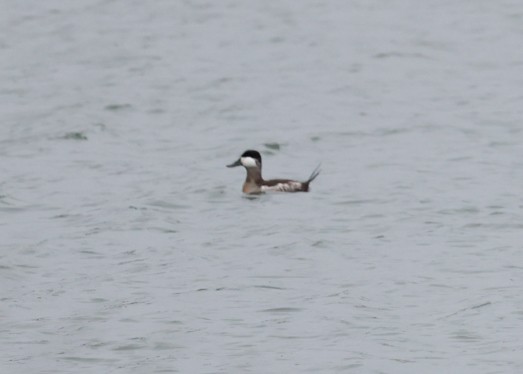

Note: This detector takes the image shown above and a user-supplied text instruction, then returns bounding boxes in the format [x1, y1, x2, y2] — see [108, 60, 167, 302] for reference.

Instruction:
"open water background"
[2, 0, 523, 373]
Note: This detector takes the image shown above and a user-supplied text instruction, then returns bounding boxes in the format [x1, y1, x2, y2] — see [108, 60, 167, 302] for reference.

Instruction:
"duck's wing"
[262, 179, 306, 192]
[261, 164, 321, 192]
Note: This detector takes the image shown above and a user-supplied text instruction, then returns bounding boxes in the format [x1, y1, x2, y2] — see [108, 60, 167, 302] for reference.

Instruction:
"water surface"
[2, 0, 523, 373]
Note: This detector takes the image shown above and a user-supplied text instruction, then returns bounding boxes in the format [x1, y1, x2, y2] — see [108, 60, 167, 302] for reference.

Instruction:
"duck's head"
[227, 150, 262, 169]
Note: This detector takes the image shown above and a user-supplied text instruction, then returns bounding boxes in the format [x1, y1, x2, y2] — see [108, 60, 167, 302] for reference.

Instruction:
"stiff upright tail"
[306, 163, 321, 184]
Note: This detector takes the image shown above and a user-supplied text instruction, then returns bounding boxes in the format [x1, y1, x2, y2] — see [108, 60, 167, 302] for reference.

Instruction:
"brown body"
[241, 167, 312, 194]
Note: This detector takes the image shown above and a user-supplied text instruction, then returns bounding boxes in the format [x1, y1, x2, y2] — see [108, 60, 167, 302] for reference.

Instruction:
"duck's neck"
[245, 167, 263, 184]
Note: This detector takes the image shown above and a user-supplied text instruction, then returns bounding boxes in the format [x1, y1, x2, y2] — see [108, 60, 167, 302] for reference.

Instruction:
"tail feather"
[306, 163, 321, 184]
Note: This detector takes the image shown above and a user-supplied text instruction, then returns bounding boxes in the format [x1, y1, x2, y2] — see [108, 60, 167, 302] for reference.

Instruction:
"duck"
[227, 150, 320, 194]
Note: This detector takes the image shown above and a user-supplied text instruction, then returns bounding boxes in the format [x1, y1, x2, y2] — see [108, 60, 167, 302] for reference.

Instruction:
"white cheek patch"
[240, 157, 258, 167]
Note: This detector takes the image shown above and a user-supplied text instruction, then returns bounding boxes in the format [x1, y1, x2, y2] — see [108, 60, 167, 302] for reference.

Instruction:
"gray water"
[2, 0, 523, 373]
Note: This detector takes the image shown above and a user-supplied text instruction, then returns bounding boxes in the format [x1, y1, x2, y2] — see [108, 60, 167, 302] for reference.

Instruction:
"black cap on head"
[241, 150, 262, 163]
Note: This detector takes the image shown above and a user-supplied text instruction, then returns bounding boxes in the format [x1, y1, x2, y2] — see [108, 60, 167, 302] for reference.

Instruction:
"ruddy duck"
[227, 150, 320, 194]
